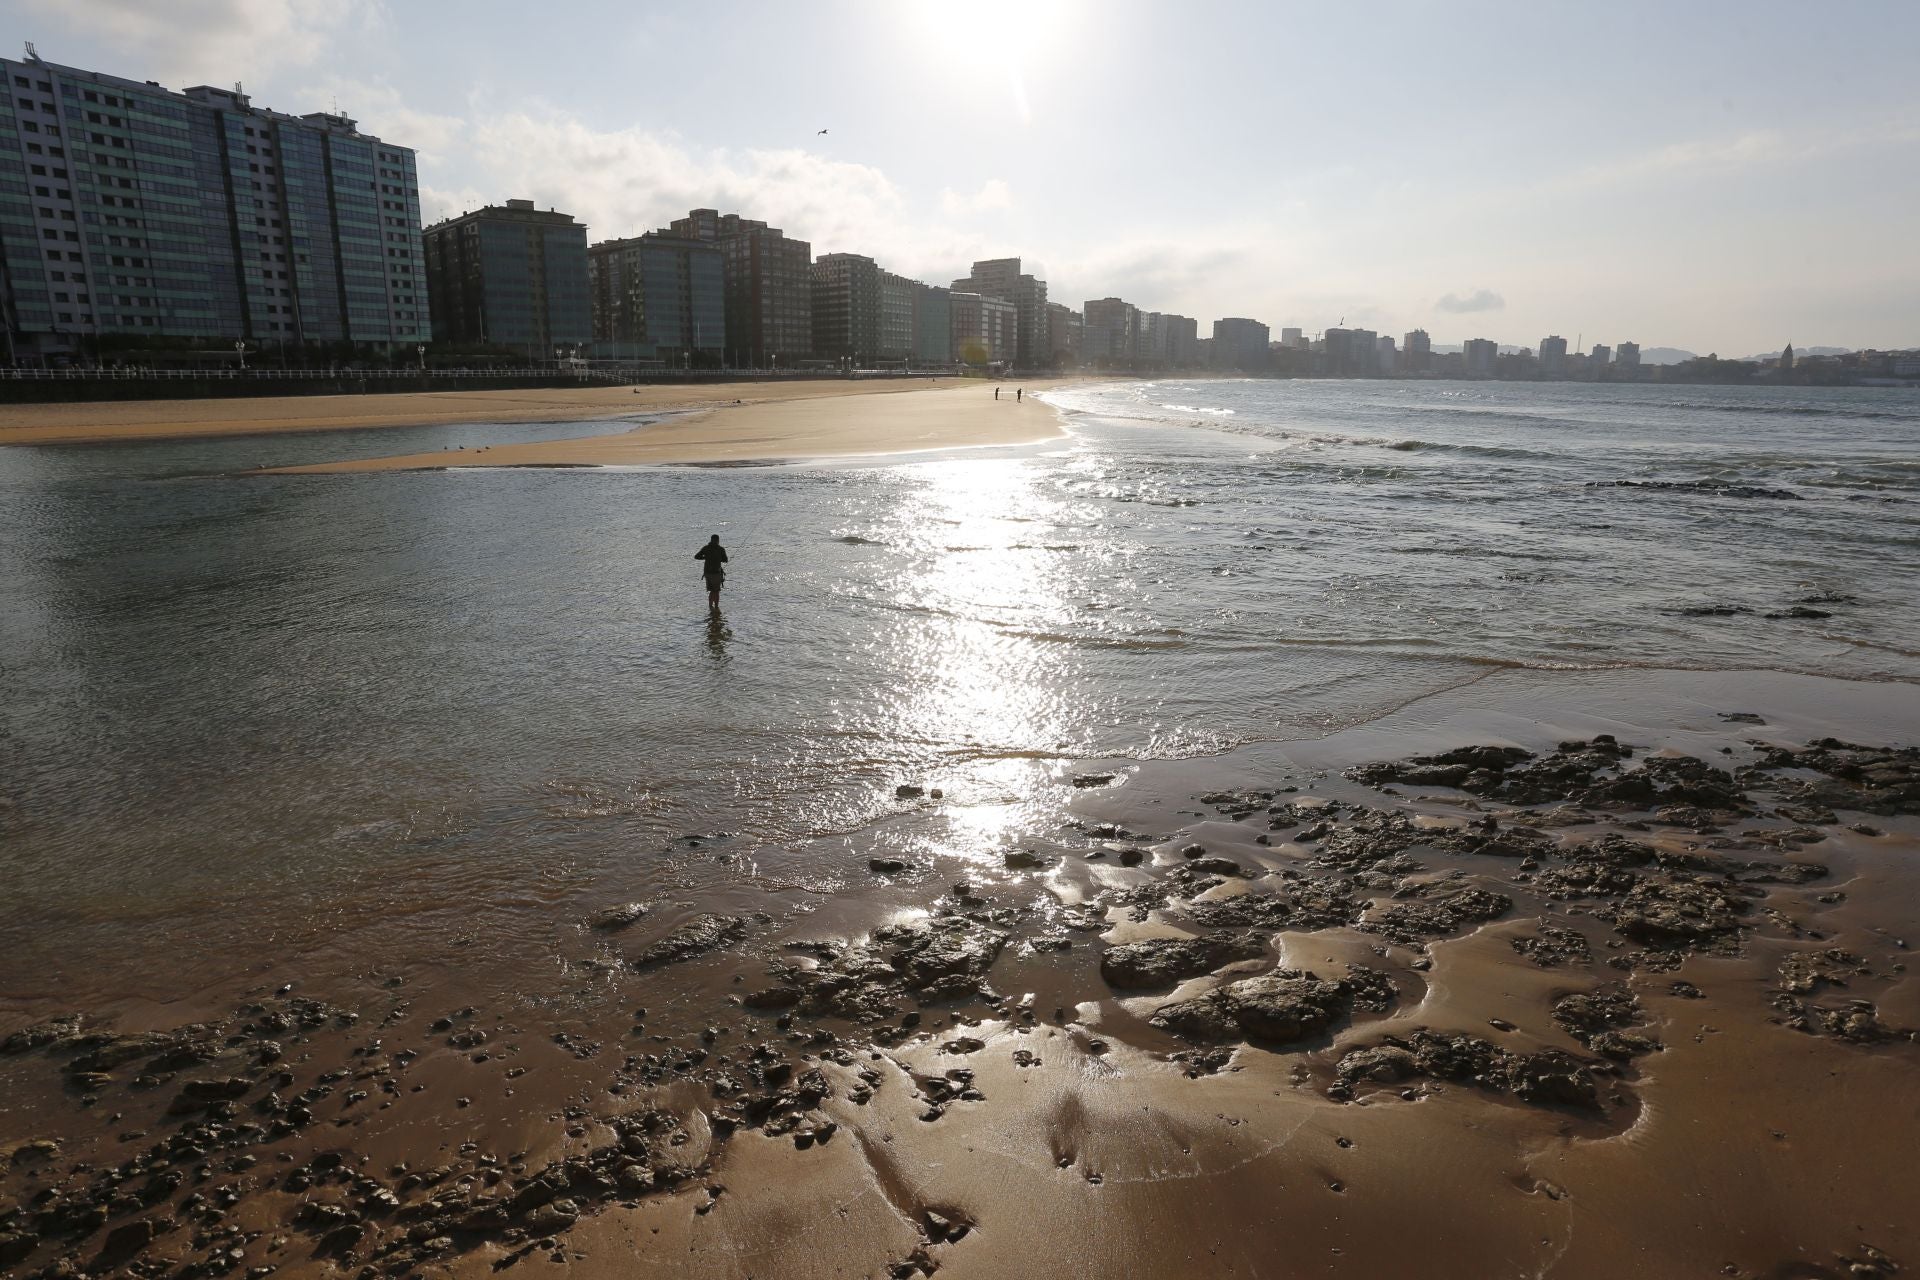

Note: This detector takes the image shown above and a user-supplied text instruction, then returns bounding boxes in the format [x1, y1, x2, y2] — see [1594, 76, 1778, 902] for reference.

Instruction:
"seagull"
[817, 128, 828, 135]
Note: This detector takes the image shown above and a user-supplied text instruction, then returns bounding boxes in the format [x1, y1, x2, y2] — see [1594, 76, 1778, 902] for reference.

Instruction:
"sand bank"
[0, 376, 1056, 448]
[261, 379, 1080, 473]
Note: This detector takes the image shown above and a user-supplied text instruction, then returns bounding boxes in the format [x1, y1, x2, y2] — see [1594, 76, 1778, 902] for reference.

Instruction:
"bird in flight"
[817, 128, 828, 135]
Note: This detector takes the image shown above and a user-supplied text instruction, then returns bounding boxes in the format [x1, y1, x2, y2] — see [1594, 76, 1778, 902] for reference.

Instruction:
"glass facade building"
[0, 53, 426, 361]
[587, 233, 724, 361]
[422, 200, 590, 354]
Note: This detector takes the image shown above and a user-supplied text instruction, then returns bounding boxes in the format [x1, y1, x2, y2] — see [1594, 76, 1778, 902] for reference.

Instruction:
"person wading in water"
[695, 534, 729, 611]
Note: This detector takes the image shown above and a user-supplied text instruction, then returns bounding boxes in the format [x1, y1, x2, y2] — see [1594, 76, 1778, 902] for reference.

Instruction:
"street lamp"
[235, 339, 247, 370]
[417, 343, 426, 371]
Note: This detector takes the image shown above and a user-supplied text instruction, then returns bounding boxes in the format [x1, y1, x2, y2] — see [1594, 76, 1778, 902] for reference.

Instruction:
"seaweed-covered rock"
[1551, 984, 1660, 1058]
[1363, 886, 1512, 943]
[1603, 877, 1749, 948]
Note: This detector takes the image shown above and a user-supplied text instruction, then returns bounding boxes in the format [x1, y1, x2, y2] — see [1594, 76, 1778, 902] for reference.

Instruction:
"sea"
[2, 378, 1917, 1010]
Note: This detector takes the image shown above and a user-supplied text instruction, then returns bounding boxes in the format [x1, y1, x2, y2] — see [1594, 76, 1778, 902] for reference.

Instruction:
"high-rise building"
[1615, 340, 1641, 368]
[951, 257, 1048, 366]
[1539, 334, 1568, 376]
[1045, 301, 1081, 366]
[810, 252, 881, 364]
[1402, 328, 1432, 373]
[1349, 327, 1378, 376]
[1463, 338, 1499, 376]
[1082, 297, 1139, 367]
[1590, 343, 1610, 368]
[1211, 317, 1271, 370]
[949, 291, 1016, 365]
[878, 270, 916, 363]
[0, 53, 427, 361]
[1163, 314, 1199, 367]
[586, 232, 723, 361]
[913, 285, 951, 365]
[1376, 333, 1397, 376]
[1778, 343, 1794, 371]
[667, 208, 811, 365]
[423, 200, 589, 352]
[1280, 326, 1305, 349]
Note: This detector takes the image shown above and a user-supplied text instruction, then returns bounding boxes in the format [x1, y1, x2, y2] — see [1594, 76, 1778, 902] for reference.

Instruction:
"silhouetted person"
[695, 534, 728, 610]
[1016, 387, 1023, 402]
[993, 386, 1000, 400]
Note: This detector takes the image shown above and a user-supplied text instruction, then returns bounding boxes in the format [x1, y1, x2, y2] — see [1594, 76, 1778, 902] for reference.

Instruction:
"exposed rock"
[1511, 924, 1592, 967]
[631, 915, 749, 968]
[1364, 887, 1512, 944]
[1338, 1030, 1600, 1111]
[1551, 985, 1661, 1058]
[589, 902, 650, 930]
[1099, 932, 1268, 991]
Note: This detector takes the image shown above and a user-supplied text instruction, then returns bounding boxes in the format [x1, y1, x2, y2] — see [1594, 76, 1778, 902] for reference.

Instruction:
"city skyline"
[5, 0, 1915, 356]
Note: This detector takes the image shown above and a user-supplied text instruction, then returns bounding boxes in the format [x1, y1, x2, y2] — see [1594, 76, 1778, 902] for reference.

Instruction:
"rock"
[940, 1037, 985, 1055]
[1071, 773, 1116, 788]
[631, 915, 748, 968]
[589, 902, 650, 930]
[0, 1233, 34, 1267]
[99, 1217, 162, 1261]
[1, 1014, 83, 1054]
[522, 1198, 580, 1236]
[868, 858, 911, 874]
[1336, 1045, 1419, 1084]
[742, 987, 800, 1010]
[1185, 857, 1248, 877]
[1552, 985, 1660, 1058]
[895, 785, 926, 799]
[1117, 848, 1146, 867]
[1099, 932, 1268, 991]
[1002, 850, 1050, 870]
[1214, 973, 1352, 1043]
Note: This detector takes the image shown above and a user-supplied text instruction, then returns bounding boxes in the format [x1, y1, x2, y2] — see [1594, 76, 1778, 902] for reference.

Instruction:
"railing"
[0, 365, 952, 380]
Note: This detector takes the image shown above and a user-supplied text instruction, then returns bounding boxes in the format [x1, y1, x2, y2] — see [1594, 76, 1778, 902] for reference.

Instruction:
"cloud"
[939, 179, 1013, 217]
[1435, 288, 1505, 314]
[26, 0, 382, 85]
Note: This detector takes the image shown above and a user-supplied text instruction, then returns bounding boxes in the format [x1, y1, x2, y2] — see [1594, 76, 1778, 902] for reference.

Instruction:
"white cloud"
[26, 0, 383, 86]
[1435, 288, 1505, 314]
[939, 178, 1013, 217]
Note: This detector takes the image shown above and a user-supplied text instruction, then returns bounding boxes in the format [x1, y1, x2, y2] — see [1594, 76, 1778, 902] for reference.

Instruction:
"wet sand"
[1, 668, 1916, 1278]
[0, 378, 1034, 449]
[259, 381, 1079, 473]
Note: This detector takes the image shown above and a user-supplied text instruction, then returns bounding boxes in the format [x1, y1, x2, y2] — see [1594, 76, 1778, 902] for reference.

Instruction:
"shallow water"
[1, 379, 1916, 1010]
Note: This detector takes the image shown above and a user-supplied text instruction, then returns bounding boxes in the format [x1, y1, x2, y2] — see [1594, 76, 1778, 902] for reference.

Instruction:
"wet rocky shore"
[3, 728, 1918, 1279]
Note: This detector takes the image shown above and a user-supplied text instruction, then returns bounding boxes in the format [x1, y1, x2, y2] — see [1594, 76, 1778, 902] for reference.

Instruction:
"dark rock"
[631, 915, 749, 968]
[868, 858, 911, 874]
[1071, 773, 1116, 788]
[1552, 985, 1660, 1058]
[895, 785, 926, 799]
[1099, 932, 1268, 991]
[1003, 850, 1050, 870]
[589, 902, 650, 930]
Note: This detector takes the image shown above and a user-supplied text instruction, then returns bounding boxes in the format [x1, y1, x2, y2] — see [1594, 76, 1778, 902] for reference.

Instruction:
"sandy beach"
[0, 378, 1077, 457]
[2, 668, 1916, 1279]
[258, 379, 1078, 473]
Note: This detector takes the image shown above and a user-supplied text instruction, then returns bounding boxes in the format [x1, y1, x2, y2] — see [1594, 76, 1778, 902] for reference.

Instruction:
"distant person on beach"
[994, 387, 1000, 400]
[695, 535, 728, 610]
[1016, 388, 1023, 402]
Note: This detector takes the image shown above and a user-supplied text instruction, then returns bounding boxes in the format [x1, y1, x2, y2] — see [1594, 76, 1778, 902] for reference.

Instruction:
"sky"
[7, 0, 1917, 355]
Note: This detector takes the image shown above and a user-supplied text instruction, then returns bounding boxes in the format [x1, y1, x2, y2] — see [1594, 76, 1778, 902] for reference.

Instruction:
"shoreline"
[3, 664, 1916, 1278]
[257, 379, 1084, 474]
